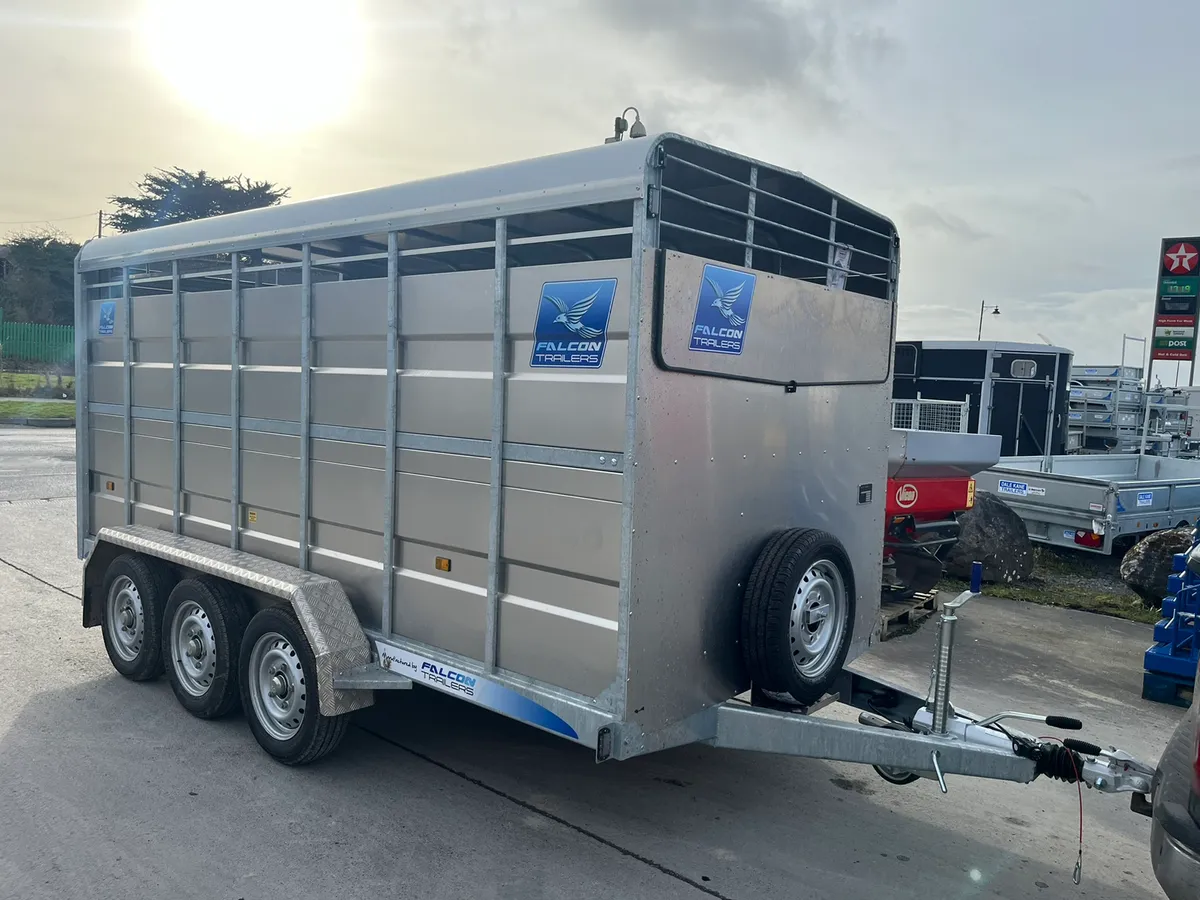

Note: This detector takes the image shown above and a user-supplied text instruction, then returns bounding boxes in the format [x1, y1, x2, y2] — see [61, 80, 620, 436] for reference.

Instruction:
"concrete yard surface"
[0, 427, 1185, 899]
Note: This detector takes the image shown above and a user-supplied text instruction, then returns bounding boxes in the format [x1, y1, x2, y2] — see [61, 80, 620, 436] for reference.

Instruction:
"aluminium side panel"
[624, 248, 895, 733]
[493, 256, 633, 703]
[85, 278, 127, 535]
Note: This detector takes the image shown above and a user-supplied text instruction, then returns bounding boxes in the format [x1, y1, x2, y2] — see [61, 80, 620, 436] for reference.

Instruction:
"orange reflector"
[105, 480, 115, 492]
[1072, 531, 1104, 549]
[435, 556, 451, 573]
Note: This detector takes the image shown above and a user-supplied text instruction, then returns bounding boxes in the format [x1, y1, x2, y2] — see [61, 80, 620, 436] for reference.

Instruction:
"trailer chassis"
[84, 525, 1156, 814]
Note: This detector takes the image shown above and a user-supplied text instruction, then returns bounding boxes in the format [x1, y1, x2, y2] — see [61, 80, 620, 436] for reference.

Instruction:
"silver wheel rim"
[248, 631, 307, 742]
[105, 575, 144, 663]
[170, 600, 217, 697]
[790, 559, 847, 679]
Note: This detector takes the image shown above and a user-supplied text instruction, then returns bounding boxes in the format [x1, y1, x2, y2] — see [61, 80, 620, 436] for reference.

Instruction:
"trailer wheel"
[100, 553, 171, 681]
[162, 577, 248, 719]
[741, 528, 856, 706]
[239, 606, 348, 765]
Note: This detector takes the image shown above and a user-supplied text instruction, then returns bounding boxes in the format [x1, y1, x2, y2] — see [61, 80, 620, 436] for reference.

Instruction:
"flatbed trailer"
[974, 453, 1200, 554]
[74, 132, 1155, 873]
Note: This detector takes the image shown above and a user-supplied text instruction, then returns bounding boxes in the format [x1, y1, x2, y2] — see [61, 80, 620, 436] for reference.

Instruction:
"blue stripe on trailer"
[375, 641, 579, 740]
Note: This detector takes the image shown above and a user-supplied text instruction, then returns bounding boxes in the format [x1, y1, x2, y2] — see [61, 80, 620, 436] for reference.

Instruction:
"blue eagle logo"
[706, 276, 748, 328]
[530, 278, 618, 369]
[545, 289, 605, 340]
[689, 264, 757, 355]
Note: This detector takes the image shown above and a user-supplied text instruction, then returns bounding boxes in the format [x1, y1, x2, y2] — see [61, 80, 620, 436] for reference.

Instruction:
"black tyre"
[741, 528, 856, 706]
[238, 605, 348, 766]
[100, 553, 172, 681]
[162, 577, 249, 719]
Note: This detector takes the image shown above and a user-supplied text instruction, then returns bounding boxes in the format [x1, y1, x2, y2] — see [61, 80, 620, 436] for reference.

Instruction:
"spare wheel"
[740, 527, 857, 707]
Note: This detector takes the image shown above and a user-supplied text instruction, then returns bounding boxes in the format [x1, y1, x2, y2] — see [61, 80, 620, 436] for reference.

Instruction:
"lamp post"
[978, 302, 1000, 340]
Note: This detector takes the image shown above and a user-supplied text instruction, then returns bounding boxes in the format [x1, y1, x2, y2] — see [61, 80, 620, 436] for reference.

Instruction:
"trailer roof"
[914, 340, 1072, 355]
[78, 133, 897, 276]
[79, 135, 657, 270]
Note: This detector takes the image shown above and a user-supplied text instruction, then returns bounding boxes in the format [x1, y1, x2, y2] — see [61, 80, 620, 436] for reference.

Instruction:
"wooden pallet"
[1142, 669, 1196, 708]
[879, 591, 941, 641]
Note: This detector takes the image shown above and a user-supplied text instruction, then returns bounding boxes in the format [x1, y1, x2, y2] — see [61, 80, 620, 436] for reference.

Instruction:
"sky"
[1, 0, 1197, 379]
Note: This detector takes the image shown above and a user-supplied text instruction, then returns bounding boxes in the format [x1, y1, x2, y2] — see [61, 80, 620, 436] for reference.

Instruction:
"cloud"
[387, 0, 898, 131]
[598, 0, 830, 91]
[591, 0, 896, 123]
[901, 202, 990, 243]
[1163, 153, 1200, 172]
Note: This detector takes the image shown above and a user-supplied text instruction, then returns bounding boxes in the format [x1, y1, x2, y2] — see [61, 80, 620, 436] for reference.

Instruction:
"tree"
[0, 230, 80, 326]
[107, 167, 290, 233]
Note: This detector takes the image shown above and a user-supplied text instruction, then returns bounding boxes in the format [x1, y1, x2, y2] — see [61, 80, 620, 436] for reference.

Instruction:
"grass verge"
[0, 399, 74, 420]
[938, 544, 1161, 626]
[0, 372, 74, 392]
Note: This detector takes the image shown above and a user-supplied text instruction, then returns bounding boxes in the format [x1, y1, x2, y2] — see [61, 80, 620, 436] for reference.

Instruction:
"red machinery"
[883, 430, 1001, 601]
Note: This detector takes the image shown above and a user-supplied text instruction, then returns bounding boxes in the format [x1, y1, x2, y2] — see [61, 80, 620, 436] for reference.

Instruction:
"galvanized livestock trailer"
[75, 133, 1154, 833]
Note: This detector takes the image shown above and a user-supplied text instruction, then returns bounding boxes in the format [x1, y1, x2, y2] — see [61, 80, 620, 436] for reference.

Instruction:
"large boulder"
[943, 491, 1034, 583]
[1120, 527, 1194, 605]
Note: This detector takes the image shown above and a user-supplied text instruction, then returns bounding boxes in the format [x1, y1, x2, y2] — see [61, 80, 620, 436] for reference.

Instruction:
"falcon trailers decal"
[374, 641, 579, 740]
[689, 263, 758, 355]
[98, 301, 116, 336]
[529, 278, 618, 369]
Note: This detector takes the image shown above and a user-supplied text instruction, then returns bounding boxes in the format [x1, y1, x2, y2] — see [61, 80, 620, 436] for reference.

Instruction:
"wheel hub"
[789, 560, 847, 680]
[105, 576, 144, 663]
[248, 632, 308, 742]
[170, 600, 218, 697]
[185, 635, 205, 660]
[268, 672, 290, 700]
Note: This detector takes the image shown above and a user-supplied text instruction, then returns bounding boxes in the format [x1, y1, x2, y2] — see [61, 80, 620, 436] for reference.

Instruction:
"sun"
[140, 0, 367, 136]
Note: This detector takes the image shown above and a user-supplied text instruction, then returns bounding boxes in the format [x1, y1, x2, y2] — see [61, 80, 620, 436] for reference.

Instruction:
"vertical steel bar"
[615, 178, 660, 720]
[1014, 381, 1025, 455]
[1042, 371, 1057, 474]
[171, 261, 182, 533]
[825, 197, 839, 288]
[229, 253, 242, 549]
[1139, 394, 1152, 457]
[298, 244, 312, 569]
[122, 267, 133, 525]
[381, 231, 400, 636]
[484, 218, 508, 670]
[73, 258, 88, 557]
[743, 165, 757, 269]
[930, 613, 957, 735]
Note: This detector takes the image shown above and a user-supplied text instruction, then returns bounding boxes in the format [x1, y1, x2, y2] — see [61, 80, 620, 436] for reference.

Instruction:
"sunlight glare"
[141, 0, 367, 135]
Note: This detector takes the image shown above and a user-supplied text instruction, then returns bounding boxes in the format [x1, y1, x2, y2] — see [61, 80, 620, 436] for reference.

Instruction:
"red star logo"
[1165, 242, 1199, 274]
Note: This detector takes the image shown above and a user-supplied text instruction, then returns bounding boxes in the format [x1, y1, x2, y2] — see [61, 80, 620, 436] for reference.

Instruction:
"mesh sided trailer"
[73, 134, 1158, 817]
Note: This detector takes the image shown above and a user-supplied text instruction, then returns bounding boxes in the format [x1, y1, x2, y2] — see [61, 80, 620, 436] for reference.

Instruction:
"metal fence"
[0, 322, 75, 365]
[891, 395, 969, 433]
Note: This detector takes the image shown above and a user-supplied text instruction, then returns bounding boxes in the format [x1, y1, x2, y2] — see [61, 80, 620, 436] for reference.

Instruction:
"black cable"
[1009, 734, 1086, 885]
[0, 555, 80, 600]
